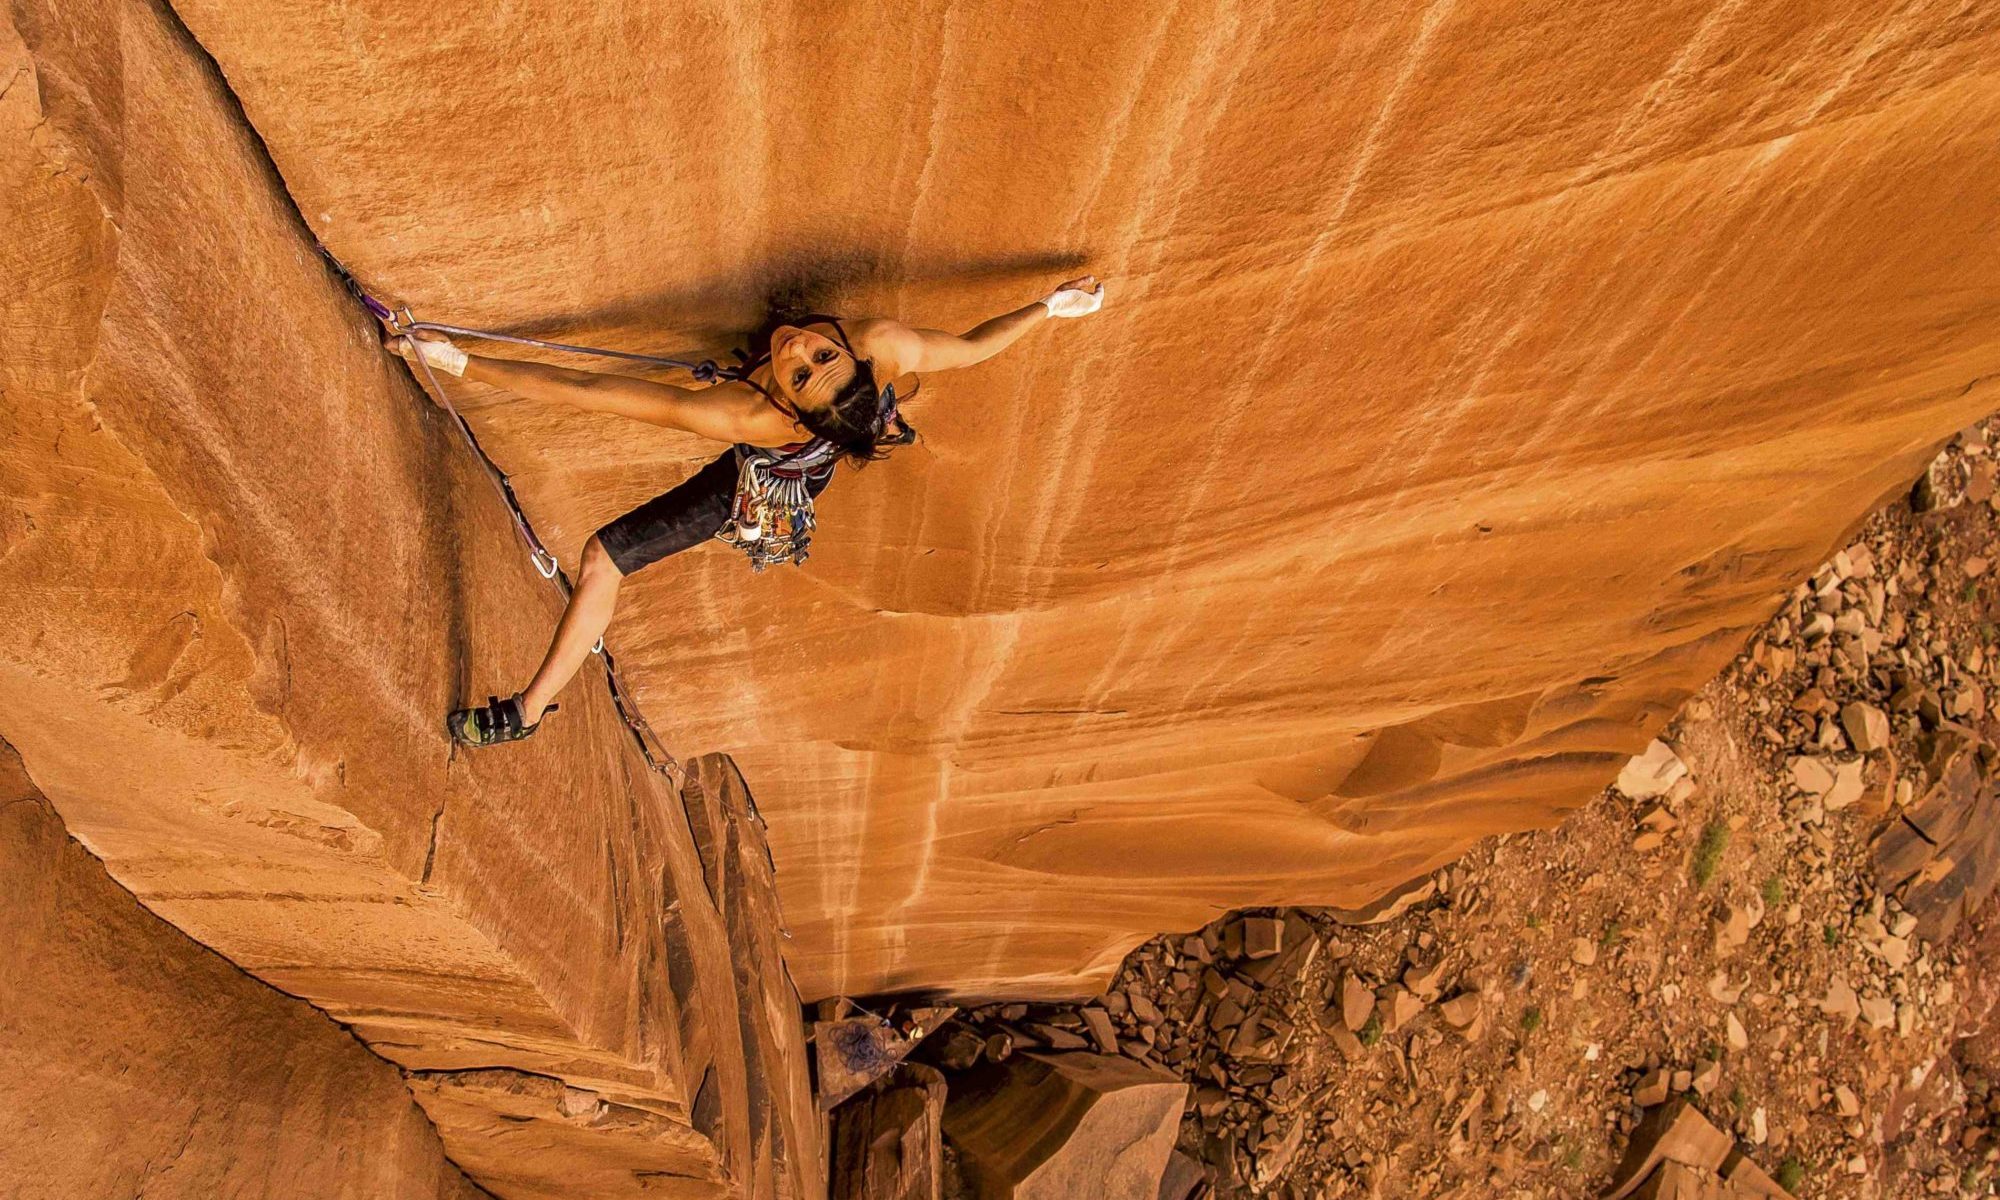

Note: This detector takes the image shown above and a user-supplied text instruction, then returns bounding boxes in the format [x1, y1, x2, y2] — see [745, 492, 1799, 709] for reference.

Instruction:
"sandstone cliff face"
[147, 0, 2000, 1001]
[6, 0, 2000, 1189]
[0, 743, 486, 1200]
[0, 1, 812, 1195]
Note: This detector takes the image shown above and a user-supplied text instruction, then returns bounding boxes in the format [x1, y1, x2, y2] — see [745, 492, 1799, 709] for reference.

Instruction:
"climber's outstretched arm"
[390, 332, 779, 444]
[463, 355, 773, 443]
[855, 274, 1104, 375]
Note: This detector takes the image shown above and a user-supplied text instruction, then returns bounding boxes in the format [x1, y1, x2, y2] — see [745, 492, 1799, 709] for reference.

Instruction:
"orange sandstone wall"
[0, 744, 488, 1200]
[158, 0, 2000, 1000]
[0, 0, 812, 1195]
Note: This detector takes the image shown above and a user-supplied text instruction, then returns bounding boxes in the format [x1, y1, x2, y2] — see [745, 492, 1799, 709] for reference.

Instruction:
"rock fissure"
[421, 796, 445, 884]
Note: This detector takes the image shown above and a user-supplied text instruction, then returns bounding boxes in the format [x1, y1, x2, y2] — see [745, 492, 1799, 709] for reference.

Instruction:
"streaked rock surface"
[0, 744, 485, 1200]
[152, 0, 2000, 999]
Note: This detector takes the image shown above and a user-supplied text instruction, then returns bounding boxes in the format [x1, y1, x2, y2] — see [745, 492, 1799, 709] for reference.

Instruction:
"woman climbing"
[388, 275, 1107, 746]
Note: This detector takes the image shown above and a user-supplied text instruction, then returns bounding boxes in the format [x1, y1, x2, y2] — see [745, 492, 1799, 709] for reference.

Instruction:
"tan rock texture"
[0, 1, 812, 1196]
[942, 1052, 1187, 1200]
[0, 743, 486, 1200]
[153, 0, 2000, 1000]
[829, 1063, 947, 1200]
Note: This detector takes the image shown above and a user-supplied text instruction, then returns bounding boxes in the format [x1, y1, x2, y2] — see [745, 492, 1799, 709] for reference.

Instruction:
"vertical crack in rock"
[421, 798, 445, 884]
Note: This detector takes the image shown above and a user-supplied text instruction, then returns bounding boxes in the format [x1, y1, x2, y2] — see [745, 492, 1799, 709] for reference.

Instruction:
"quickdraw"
[715, 443, 840, 571]
[359, 293, 733, 382]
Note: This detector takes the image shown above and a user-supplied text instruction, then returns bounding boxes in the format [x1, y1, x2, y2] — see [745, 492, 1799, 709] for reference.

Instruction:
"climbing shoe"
[447, 693, 556, 747]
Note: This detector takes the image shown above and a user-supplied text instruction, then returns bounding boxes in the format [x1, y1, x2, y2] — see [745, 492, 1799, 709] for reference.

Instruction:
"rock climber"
[387, 276, 1107, 746]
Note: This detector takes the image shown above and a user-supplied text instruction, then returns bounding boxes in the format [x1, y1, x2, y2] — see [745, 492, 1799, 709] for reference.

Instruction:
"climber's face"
[770, 324, 856, 413]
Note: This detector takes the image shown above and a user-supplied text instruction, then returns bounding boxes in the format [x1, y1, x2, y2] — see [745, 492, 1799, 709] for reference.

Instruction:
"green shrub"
[1692, 820, 1730, 887]
[1775, 1157, 1808, 1190]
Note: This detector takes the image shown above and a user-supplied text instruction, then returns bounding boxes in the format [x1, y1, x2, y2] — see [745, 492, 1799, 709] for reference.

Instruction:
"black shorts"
[595, 450, 832, 576]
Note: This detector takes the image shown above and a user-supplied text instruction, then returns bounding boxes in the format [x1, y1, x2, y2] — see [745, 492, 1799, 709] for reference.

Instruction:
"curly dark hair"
[793, 359, 918, 467]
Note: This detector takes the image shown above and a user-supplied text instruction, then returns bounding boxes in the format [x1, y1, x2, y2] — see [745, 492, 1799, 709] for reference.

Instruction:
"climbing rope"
[320, 250, 689, 781]
[387, 309, 564, 579]
[359, 293, 739, 383]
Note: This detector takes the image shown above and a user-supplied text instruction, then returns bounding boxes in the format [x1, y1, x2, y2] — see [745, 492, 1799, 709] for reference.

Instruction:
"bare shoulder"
[682, 379, 796, 446]
[720, 381, 809, 448]
[844, 318, 920, 378]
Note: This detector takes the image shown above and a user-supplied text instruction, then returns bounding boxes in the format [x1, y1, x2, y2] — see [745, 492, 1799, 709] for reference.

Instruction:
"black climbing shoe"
[447, 693, 556, 747]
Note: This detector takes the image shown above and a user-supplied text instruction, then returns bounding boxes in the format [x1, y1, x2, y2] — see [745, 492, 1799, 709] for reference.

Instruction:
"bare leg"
[520, 536, 623, 723]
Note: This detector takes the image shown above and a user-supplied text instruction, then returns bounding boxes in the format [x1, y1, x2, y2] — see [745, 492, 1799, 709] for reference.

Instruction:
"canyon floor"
[899, 416, 2000, 1199]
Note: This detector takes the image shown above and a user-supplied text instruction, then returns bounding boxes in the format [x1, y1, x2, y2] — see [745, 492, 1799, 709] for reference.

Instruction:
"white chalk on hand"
[405, 336, 468, 377]
[1040, 285, 1104, 319]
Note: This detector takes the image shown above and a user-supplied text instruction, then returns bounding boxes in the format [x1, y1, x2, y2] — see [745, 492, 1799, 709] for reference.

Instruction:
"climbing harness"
[713, 378, 899, 571]
[716, 435, 842, 571]
[714, 319, 911, 572]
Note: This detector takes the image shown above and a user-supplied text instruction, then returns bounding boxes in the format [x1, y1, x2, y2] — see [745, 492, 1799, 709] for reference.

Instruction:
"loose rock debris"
[941, 1052, 1186, 1199]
